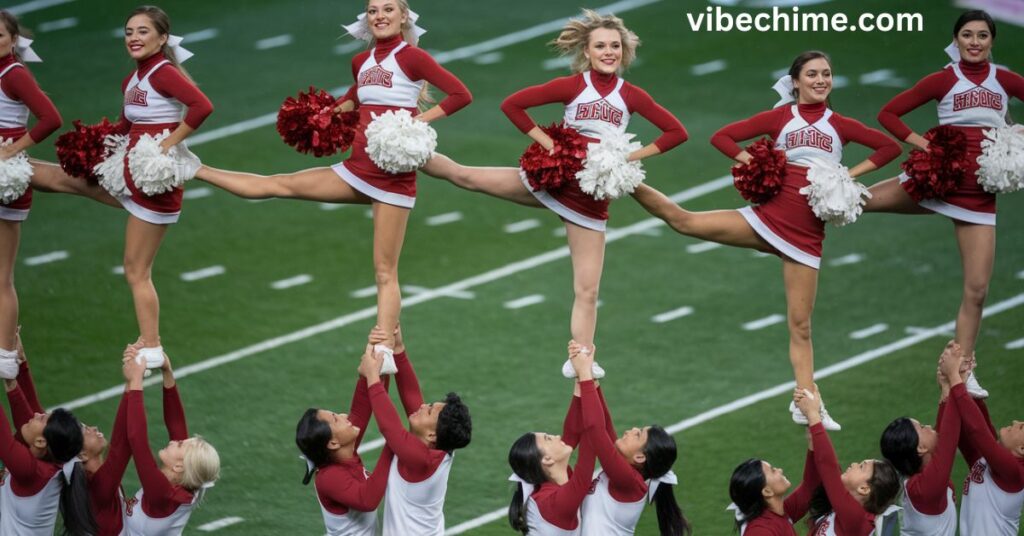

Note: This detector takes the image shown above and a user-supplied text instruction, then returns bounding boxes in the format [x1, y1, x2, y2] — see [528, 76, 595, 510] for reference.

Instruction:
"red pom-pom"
[277, 86, 359, 157]
[54, 118, 127, 182]
[899, 125, 969, 202]
[732, 138, 787, 204]
[519, 123, 589, 192]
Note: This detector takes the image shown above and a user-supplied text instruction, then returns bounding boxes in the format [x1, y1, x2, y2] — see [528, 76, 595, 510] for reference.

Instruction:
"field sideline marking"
[6, 0, 73, 16]
[186, 0, 664, 147]
[54, 175, 730, 411]
[443, 292, 1024, 535]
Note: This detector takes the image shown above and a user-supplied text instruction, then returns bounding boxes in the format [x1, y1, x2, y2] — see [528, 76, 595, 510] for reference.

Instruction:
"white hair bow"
[300, 455, 316, 474]
[647, 469, 678, 503]
[14, 37, 42, 63]
[726, 502, 745, 522]
[200, 481, 216, 489]
[772, 75, 796, 108]
[944, 41, 961, 63]
[508, 473, 535, 504]
[167, 35, 193, 63]
[343, 9, 427, 42]
[61, 458, 81, 482]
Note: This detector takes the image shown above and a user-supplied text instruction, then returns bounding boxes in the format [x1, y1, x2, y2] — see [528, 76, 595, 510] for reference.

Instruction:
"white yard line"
[197, 517, 244, 532]
[55, 176, 730, 411]
[183, 187, 213, 200]
[849, 323, 889, 340]
[426, 212, 464, 226]
[38, 17, 78, 32]
[24, 250, 69, 266]
[651, 306, 695, 324]
[504, 219, 542, 234]
[504, 294, 546, 309]
[6, 0, 73, 15]
[829, 253, 864, 267]
[1005, 337, 1024, 350]
[742, 314, 785, 331]
[271, 274, 313, 290]
[686, 241, 723, 254]
[183, 28, 220, 43]
[180, 266, 226, 282]
[443, 292, 1024, 535]
[255, 34, 293, 50]
[691, 59, 727, 76]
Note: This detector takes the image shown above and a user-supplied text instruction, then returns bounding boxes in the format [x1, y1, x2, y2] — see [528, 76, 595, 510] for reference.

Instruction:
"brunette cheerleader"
[632, 51, 901, 429]
[196, 0, 471, 371]
[866, 10, 1024, 399]
[421, 9, 686, 377]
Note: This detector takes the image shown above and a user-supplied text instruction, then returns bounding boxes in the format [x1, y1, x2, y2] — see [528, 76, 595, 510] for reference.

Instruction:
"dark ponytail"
[44, 409, 97, 536]
[880, 417, 922, 477]
[641, 426, 690, 536]
[808, 459, 902, 528]
[508, 433, 545, 535]
[808, 485, 832, 528]
[729, 458, 767, 531]
[295, 408, 331, 485]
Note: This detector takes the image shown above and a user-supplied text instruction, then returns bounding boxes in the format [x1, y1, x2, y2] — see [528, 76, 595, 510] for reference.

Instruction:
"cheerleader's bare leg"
[372, 202, 410, 350]
[123, 216, 168, 347]
[631, 184, 772, 251]
[0, 221, 19, 350]
[420, 154, 542, 208]
[782, 258, 818, 393]
[565, 222, 604, 351]
[28, 160, 121, 208]
[952, 221, 995, 370]
[196, 166, 371, 203]
[863, 177, 931, 214]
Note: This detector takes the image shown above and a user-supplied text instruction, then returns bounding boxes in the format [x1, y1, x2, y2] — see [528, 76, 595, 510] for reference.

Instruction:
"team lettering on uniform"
[359, 65, 395, 89]
[963, 460, 987, 496]
[574, 98, 624, 126]
[813, 517, 831, 536]
[125, 86, 148, 107]
[124, 495, 139, 516]
[786, 126, 833, 152]
[953, 86, 1003, 112]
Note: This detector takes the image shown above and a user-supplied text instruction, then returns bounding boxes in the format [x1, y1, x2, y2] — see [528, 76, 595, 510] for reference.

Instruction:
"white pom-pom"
[0, 138, 32, 204]
[93, 134, 130, 197]
[127, 131, 201, 196]
[977, 124, 1024, 194]
[364, 110, 437, 174]
[800, 159, 871, 227]
[576, 130, 645, 200]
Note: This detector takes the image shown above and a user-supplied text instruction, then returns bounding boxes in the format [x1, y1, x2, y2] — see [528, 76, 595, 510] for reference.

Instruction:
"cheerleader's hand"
[793, 388, 820, 424]
[0, 145, 16, 161]
[122, 350, 146, 386]
[571, 344, 595, 381]
[368, 325, 388, 346]
[357, 343, 383, 383]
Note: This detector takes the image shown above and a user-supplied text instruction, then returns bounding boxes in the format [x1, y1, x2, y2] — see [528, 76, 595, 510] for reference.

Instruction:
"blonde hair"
[549, 9, 641, 74]
[363, 0, 433, 110]
[181, 436, 220, 502]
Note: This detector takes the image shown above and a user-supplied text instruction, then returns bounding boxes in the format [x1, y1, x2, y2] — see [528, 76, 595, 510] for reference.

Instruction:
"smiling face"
[0, 20, 15, 59]
[124, 14, 166, 61]
[80, 423, 108, 458]
[761, 460, 792, 496]
[584, 27, 623, 75]
[794, 57, 832, 104]
[316, 409, 361, 449]
[365, 0, 407, 41]
[956, 20, 993, 63]
[999, 420, 1024, 456]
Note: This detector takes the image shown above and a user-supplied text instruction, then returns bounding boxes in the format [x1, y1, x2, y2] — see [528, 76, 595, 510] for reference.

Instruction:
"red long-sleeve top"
[744, 450, 821, 536]
[579, 380, 647, 502]
[340, 35, 472, 116]
[877, 60, 1024, 141]
[531, 428, 596, 530]
[501, 71, 688, 152]
[562, 385, 618, 450]
[16, 360, 44, 415]
[904, 387, 962, 515]
[316, 376, 395, 515]
[711, 102, 901, 168]
[0, 388, 60, 496]
[952, 386, 1024, 493]
[0, 53, 61, 142]
[91, 392, 132, 536]
[117, 52, 213, 130]
[126, 387, 195, 518]
[808, 423, 876, 536]
[367, 351, 447, 483]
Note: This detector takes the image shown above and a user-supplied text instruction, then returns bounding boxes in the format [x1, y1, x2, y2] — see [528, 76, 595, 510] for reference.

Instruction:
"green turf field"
[7, 0, 1024, 534]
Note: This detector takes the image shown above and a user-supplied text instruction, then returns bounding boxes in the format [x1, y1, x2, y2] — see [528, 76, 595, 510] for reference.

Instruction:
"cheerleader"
[420, 9, 686, 377]
[1, 362, 96, 534]
[866, 10, 1024, 399]
[728, 439, 820, 536]
[295, 339, 396, 536]
[878, 342, 963, 536]
[791, 389, 900, 536]
[8, 336, 134, 536]
[111, 5, 212, 370]
[564, 341, 689, 536]
[943, 345, 1024, 535]
[196, 0, 470, 368]
[507, 373, 597, 534]
[122, 347, 220, 535]
[632, 51, 901, 430]
[359, 325, 471, 535]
